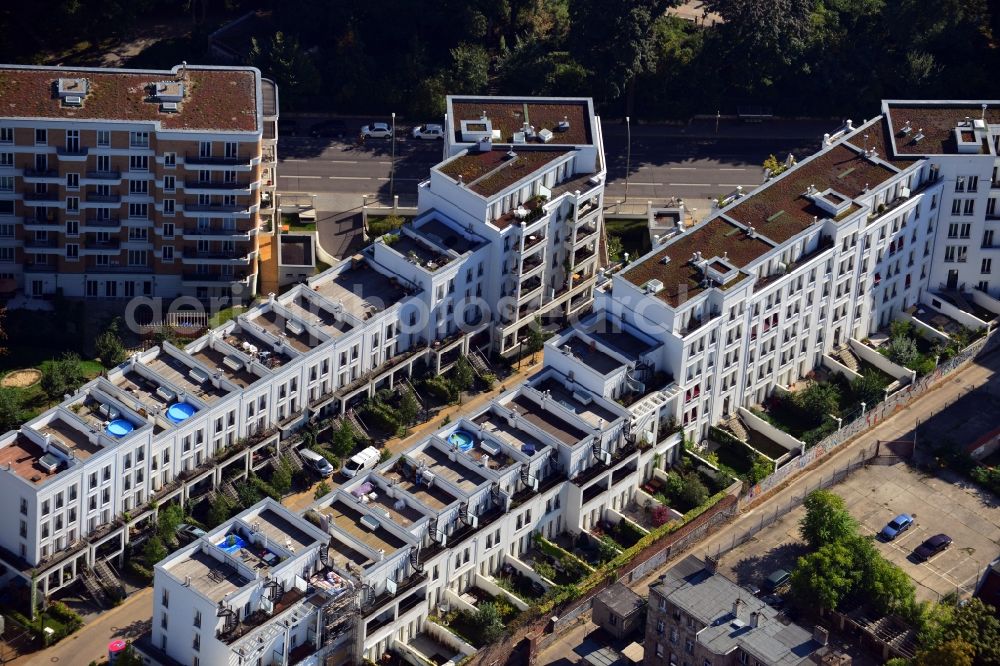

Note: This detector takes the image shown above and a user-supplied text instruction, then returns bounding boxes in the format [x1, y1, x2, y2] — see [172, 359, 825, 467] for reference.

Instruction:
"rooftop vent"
[557, 116, 570, 132]
[912, 129, 925, 143]
[160, 102, 179, 113]
[644, 278, 664, 294]
[152, 81, 184, 103]
[506, 149, 518, 160]
[899, 120, 912, 136]
[359, 514, 380, 531]
[56, 77, 89, 101]
[38, 453, 63, 473]
[538, 128, 554, 143]
[63, 96, 83, 107]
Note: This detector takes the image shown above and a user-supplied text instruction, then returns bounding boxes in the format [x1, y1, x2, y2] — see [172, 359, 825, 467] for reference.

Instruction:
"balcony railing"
[86, 239, 121, 250]
[23, 168, 58, 178]
[86, 170, 122, 180]
[183, 180, 249, 190]
[184, 153, 249, 166]
[182, 272, 248, 283]
[83, 217, 121, 229]
[25, 238, 59, 249]
[24, 192, 59, 202]
[87, 193, 122, 203]
[183, 203, 248, 214]
[23, 217, 59, 227]
[56, 146, 89, 157]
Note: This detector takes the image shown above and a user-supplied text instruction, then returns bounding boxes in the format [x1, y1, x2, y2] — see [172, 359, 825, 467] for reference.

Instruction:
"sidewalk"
[537, 347, 998, 664]
[13, 587, 153, 666]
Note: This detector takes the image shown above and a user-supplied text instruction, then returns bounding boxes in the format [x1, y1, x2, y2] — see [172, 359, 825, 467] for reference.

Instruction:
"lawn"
[281, 213, 316, 233]
[1, 353, 106, 422]
[208, 305, 245, 329]
[605, 217, 651, 262]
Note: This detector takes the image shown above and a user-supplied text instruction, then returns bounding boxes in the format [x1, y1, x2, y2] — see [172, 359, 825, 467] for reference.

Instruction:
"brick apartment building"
[0, 63, 277, 303]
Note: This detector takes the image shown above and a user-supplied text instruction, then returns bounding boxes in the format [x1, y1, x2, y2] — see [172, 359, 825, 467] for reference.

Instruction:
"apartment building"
[149, 498, 352, 666]
[645, 556, 828, 666]
[596, 100, 1000, 441]
[418, 95, 607, 353]
[0, 63, 278, 302]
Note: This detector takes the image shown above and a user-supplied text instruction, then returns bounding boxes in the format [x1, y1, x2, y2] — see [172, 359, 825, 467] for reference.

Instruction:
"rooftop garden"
[875, 320, 985, 375]
[709, 426, 774, 483]
[641, 451, 734, 514]
[591, 517, 646, 550]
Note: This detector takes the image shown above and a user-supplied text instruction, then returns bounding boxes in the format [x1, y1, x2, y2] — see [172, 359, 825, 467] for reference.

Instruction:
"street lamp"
[390, 112, 397, 199]
[624, 116, 631, 203]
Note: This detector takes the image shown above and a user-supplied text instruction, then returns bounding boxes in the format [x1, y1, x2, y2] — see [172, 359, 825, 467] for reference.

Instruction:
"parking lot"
[719, 461, 1000, 604]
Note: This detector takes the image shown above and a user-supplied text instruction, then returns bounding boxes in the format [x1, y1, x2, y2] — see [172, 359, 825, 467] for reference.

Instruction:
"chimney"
[704, 554, 719, 574]
[732, 598, 743, 620]
[750, 611, 760, 628]
[813, 626, 829, 646]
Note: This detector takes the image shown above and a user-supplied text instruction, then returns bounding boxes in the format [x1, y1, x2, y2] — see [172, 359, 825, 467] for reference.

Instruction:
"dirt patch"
[1, 369, 41, 388]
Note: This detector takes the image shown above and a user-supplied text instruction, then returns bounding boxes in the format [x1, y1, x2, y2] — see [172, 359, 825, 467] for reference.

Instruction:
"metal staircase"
[80, 568, 110, 608]
[93, 558, 125, 600]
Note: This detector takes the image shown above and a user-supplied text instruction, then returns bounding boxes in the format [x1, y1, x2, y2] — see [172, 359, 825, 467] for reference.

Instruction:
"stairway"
[93, 559, 125, 600]
[220, 480, 241, 505]
[345, 409, 366, 437]
[720, 415, 749, 443]
[282, 450, 304, 472]
[835, 346, 860, 373]
[469, 350, 491, 376]
[80, 569, 109, 608]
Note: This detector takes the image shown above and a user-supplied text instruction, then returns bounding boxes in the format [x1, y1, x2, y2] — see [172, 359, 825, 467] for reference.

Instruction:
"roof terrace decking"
[412, 446, 488, 494]
[166, 547, 249, 602]
[283, 293, 356, 338]
[533, 377, 619, 428]
[381, 463, 459, 511]
[35, 417, 102, 459]
[0, 435, 62, 484]
[472, 413, 546, 460]
[416, 217, 482, 255]
[365, 492, 427, 527]
[557, 336, 623, 375]
[111, 370, 171, 413]
[251, 310, 320, 352]
[223, 329, 295, 371]
[144, 354, 232, 403]
[314, 263, 409, 320]
[509, 395, 589, 446]
[389, 235, 453, 271]
[250, 507, 319, 552]
[327, 539, 373, 569]
[588, 323, 658, 362]
[320, 499, 407, 556]
[189, 345, 258, 388]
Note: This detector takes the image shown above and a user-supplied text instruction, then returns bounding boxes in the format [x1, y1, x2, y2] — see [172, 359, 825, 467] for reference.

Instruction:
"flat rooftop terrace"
[390, 235, 453, 271]
[321, 499, 406, 556]
[510, 395, 588, 446]
[251, 310, 319, 352]
[166, 547, 249, 602]
[189, 345, 258, 388]
[144, 354, 232, 403]
[314, 263, 408, 320]
[450, 98, 593, 145]
[413, 446, 488, 493]
[557, 335, 623, 375]
[250, 507, 319, 552]
[587, 322, 658, 362]
[472, 413, 546, 459]
[283, 293, 356, 338]
[112, 370, 171, 412]
[533, 377, 619, 428]
[365, 492, 427, 527]
[0, 435, 62, 484]
[381, 466, 460, 511]
[622, 217, 773, 307]
[416, 217, 482, 255]
[438, 148, 572, 198]
[35, 417, 102, 459]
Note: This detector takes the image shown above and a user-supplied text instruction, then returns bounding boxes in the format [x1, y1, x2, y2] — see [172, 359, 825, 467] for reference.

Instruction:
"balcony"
[573, 246, 596, 264]
[25, 238, 59, 249]
[575, 225, 598, 242]
[24, 262, 56, 273]
[23, 217, 60, 229]
[183, 203, 249, 215]
[182, 272, 249, 283]
[85, 238, 121, 251]
[183, 180, 250, 191]
[83, 217, 121, 230]
[56, 146, 89, 158]
[521, 254, 544, 273]
[22, 168, 59, 181]
[518, 277, 542, 301]
[184, 153, 250, 166]
[86, 193, 121, 204]
[24, 192, 59, 203]
[86, 170, 121, 180]
[182, 226, 253, 240]
[182, 250, 254, 265]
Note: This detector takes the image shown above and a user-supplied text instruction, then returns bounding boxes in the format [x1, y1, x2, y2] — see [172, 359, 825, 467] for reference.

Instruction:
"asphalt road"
[276, 117, 838, 257]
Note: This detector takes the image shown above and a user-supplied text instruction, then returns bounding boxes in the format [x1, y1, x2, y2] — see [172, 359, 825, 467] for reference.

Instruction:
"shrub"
[314, 481, 332, 499]
[886, 335, 919, 367]
[95, 318, 127, 368]
[678, 474, 709, 508]
[533, 560, 556, 581]
[143, 535, 168, 564]
[368, 214, 405, 237]
[128, 560, 154, 583]
[378, 447, 392, 463]
[270, 456, 294, 495]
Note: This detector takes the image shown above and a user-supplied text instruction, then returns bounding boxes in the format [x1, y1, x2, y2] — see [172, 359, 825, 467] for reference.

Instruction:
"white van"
[342, 446, 381, 478]
[300, 449, 334, 477]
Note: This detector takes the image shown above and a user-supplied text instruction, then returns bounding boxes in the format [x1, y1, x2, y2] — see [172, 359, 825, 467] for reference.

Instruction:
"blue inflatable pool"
[448, 430, 474, 452]
[167, 402, 196, 423]
[218, 534, 247, 554]
[106, 419, 134, 437]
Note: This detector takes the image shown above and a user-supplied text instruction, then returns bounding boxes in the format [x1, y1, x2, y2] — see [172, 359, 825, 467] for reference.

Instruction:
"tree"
[447, 43, 490, 94]
[748, 456, 773, 484]
[398, 389, 420, 425]
[858, 543, 915, 614]
[0, 388, 21, 433]
[678, 473, 709, 509]
[793, 382, 840, 426]
[206, 494, 234, 528]
[524, 319, 545, 355]
[143, 535, 168, 565]
[156, 503, 184, 546]
[474, 602, 506, 644]
[271, 457, 293, 495]
[799, 490, 858, 550]
[40, 352, 84, 401]
[851, 371, 888, 407]
[95, 318, 126, 368]
[886, 335, 919, 367]
[789, 540, 859, 610]
[314, 481, 332, 500]
[330, 421, 357, 459]
[606, 234, 625, 262]
[922, 598, 1000, 665]
[598, 536, 621, 562]
[914, 639, 974, 666]
[249, 32, 321, 109]
[451, 357, 475, 394]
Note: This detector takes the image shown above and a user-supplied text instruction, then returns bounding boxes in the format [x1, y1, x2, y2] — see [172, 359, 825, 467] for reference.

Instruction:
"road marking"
[668, 182, 711, 187]
[669, 167, 696, 171]
[627, 182, 664, 186]
[376, 177, 421, 182]
[278, 174, 321, 179]
[718, 183, 759, 188]
[327, 160, 358, 164]
[719, 168, 748, 171]
[328, 176, 369, 180]
[281, 159, 308, 162]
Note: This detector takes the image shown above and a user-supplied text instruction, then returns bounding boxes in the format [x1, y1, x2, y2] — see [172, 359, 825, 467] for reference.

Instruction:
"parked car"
[177, 523, 207, 544]
[914, 533, 952, 561]
[761, 593, 785, 609]
[311, 119, 347, 137]
[361, 122, 392, 139]
[300, 449, 335, 477]
[742, 583, 762, 597]
[411, 123, 444, 140]
[880, 513, 914, 540]
[765, 568, 791, 592]
[342, 446, 381, 478]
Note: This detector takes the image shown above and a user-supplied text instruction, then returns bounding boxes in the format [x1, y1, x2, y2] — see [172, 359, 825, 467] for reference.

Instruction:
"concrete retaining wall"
[476, 574, 529, 611]
[423, 620, 476, 658]
[634, 488, 684, 523]
[738, 407, 804, 453]
[972, 290, 1000, 317]
[822, 353, 862, 382]
[924, 294, 989, 330]
[898, 311, 951, 343]
[850, 338, 916, 384]
[502, 552, 554, 589]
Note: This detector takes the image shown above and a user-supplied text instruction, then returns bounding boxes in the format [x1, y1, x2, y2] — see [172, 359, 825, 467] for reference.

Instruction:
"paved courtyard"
[720, 461, 1000, 604]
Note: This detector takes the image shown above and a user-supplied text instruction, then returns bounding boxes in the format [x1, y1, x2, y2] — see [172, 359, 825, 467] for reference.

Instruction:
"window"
[129, 179, 149, 194]
[952, 199, 962, 215]
[160, 612, 168, 630]
[35, 128, 47, 145]
[97, 130, 110, 147]
[192, 633, 200, 651]
[129, 131, 149, 148]
[163, 222, 175, 238]
[945, 246, 956, 262]
[128, 250, 148, 266]
[163, 199, 175, 215]
[66, 173, 79, 190]
[0, 176, 12, 192]
[985, 230, 995, 248]
[0, 153, 12, 167]
[66, 244, 79, 259]
[0, 127, 11, 143]
[965, 199, 975, 216]
[983, 258, 992, 274]
[163, 175, 175, 192]
[162, 245, 174, 262]
[66, 197, 79, 213]
[969, 175, 979, 192]
[164, 152, 176, 168]
[956, 176, 966, 192]
[129, 155, 148, 171]
[128, 203, 148, 219]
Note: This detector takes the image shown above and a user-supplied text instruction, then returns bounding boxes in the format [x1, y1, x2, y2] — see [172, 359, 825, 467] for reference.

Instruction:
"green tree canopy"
[799, 490, 858, 550]
[330, 421, 358, 458]
[914, 639, 974, 666]
[95, 318, 126, 368]
[792, 382, 840, 426]
[249, 31, 321, 110]
[0, 389, 22, 433]
[790, 539, 859, 609]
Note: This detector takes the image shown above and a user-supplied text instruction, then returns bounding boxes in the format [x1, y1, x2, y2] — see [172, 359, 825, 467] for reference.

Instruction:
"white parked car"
[411, 123, 444, 140]
[361, 122, 392, 139]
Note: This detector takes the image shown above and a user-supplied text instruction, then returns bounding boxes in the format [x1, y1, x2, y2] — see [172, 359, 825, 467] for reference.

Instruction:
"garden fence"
[740, 331, 997, 508]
